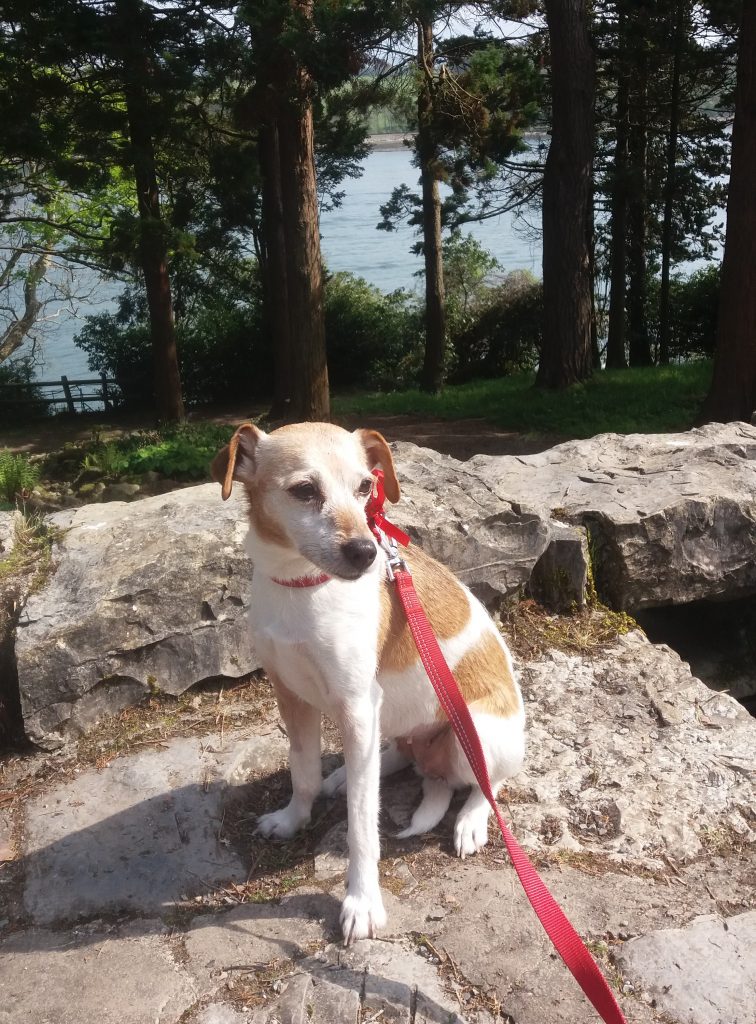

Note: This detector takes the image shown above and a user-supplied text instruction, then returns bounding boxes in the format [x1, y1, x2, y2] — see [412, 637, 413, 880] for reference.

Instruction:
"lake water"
[17, 142, 720, 383]
[18, 146, 542, 382]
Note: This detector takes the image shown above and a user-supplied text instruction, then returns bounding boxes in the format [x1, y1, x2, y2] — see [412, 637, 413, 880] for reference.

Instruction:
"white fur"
[220, 423, 525, 945]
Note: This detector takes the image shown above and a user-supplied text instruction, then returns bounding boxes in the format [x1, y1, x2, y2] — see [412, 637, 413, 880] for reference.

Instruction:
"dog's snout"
[341, 538, 377, 572]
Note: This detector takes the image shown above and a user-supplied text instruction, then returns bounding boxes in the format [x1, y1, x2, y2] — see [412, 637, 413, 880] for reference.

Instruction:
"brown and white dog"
[212, 421, 525, 944]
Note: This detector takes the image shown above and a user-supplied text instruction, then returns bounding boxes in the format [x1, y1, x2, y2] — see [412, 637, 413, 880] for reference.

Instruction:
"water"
[16, 145, 542, 383]
[16, 142, 720, 384]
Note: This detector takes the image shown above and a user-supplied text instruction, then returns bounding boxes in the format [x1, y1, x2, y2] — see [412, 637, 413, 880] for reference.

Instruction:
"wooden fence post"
[60, 375, 76, 414]
[100, 371, 111, 410]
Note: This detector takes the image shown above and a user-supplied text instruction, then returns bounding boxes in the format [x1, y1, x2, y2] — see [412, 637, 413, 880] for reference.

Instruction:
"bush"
[0, 450, 41, 506]
[324, 272, 422, 390]
[450, 270, 542, 381]
[0, 359, 49, 425]
[648, 265, 720, 361]
[75, 266, 270, 410]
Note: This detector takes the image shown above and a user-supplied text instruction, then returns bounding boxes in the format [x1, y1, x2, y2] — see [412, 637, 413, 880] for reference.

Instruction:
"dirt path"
[3, 407, 566, 462]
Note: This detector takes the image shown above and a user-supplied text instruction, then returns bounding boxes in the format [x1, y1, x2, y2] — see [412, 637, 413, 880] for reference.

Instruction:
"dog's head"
[211, 422, 400, 581]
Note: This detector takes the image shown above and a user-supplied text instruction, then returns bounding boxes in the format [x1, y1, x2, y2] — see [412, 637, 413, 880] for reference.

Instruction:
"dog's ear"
[211, 423, 264, 501]
[354, 429, 400, 503]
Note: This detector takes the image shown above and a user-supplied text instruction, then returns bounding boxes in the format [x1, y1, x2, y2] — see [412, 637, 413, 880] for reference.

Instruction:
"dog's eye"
[288, 481, 319, 502]
[357, 477, 374, 497]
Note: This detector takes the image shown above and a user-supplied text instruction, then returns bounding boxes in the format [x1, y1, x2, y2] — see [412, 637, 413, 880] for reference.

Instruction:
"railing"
[0, 373, 121, 414]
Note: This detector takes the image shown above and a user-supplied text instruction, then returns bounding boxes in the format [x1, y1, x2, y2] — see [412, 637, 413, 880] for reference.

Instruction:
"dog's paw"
[454, 808, 490, 859]
[255, 805, 308, 841]
[321, 764, 347, 798]
[340, 890, 387, 945]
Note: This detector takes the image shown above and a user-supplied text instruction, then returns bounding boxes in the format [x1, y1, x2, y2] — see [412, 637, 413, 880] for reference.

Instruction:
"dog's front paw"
[340, 890, 387, 945]
[321, 764, 347, 798]
[454, 807, 490, 859]
[255, 804, 308, 841]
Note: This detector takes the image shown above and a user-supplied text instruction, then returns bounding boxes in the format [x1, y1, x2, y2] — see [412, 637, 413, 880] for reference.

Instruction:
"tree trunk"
[658, 0, 686, 366]
[627, 35, 653, 368]
[0, 251, 51, 362]
[259, 121, 293, 420]
[417, 15, 446, 394]
[606, 22, 630, 371]
[537, 0, 595, 389]
[117, 0, 184, 422]
[700, 0, 756, 424]
[277, 4, 329, 423]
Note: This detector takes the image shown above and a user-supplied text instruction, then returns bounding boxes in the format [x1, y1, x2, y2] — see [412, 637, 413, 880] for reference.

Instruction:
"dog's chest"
[249, 575, 381, 711]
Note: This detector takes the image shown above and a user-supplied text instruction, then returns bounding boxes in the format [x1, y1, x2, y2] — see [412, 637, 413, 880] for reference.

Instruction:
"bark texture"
[537, 0, 595, 389]
[606, 26, 630, 371]
[701, 1, 756, 424]
[118, 0, 184, 422]
[417, 15, 446, 394]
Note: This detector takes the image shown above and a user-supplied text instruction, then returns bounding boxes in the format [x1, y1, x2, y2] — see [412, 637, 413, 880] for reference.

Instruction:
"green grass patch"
[334, 361, 712, 438]
[78, 422, 235, 482]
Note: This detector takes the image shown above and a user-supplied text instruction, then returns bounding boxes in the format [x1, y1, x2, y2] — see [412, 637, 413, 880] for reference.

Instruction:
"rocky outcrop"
[15, 486, 259, 749]
[12, 422, 756, 747]
[464, 421, 756, 610]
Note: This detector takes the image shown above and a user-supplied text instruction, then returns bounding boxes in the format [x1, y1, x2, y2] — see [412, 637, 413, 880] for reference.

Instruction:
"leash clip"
[376, 528, 408, 582]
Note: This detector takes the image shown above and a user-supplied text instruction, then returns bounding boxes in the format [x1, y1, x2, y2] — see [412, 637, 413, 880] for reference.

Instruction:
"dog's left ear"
[354, 429, 400, 503]
[211, 422, 264, 501]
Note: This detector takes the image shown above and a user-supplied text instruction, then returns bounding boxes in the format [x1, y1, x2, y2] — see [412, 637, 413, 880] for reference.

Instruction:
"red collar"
[271, 572, 331, 588]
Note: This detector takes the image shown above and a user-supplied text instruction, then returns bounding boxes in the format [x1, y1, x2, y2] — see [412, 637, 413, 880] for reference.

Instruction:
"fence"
[0, 373, 120, 415]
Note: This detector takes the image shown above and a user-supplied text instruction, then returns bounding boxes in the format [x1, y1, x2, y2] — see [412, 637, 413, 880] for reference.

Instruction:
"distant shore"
[367, 132, 412, 151]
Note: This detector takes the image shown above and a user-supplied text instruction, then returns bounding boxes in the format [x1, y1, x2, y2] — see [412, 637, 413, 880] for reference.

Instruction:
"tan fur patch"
[333, 506, 372, 541]
[243, 481, 291, 549]
[450, 631, 521, 719]
[378, 545, 470, 674]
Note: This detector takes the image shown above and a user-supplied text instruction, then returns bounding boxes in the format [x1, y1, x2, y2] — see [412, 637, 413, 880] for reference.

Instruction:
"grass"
[333, 361, 713, 438]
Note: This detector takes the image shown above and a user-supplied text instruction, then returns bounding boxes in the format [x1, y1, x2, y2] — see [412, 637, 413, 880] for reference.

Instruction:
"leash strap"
[391, 566, 627, 1024]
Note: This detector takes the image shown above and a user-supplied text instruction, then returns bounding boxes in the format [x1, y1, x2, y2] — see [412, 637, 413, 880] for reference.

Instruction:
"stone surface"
[0, 509, 20, 556]
[0, 920, 198, 1024]
[22, 730, 287, 924]
[16, 484, 260, 748]
[513, 631, 756, 866]
[464, 421, 756, 610]
[616, 911, 756, 1024]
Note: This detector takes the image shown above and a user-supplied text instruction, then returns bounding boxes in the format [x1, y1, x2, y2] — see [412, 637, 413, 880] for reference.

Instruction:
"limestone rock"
[15, 484, 260, 749]
[616, 911, 756, 1024]
[465, 421, 756, 609]
[511, 631, 756, 866]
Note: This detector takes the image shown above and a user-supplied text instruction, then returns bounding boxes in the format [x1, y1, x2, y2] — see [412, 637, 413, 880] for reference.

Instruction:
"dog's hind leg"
[396, 777, 453, 839]
[322, 739, 410, 798]
[256, 675, 321, 840]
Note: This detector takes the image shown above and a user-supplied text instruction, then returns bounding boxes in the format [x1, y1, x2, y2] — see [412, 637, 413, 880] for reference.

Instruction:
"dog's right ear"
[211, 423, 264, 501]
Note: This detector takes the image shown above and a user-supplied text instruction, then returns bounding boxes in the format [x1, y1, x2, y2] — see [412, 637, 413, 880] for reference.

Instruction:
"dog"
[212, 421, 525, 944]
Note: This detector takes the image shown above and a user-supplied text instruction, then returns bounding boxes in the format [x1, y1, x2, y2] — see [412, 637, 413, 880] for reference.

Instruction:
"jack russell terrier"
[212, 421, 525, 944]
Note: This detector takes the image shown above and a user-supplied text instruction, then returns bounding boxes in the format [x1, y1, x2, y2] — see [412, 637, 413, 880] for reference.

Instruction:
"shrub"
[0, 450, 41, 506]
[324, 272, 422, 390]
[451, 270, 542, 382]
[647, 265, 720, 361]
[74, 267, 270, 410]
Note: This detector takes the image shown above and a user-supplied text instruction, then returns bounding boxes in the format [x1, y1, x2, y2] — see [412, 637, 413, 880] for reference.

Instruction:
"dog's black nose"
[341, 538, 377, 572]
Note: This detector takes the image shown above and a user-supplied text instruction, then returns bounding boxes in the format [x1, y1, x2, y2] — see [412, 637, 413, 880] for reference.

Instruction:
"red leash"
[368, 473, 628, 1024]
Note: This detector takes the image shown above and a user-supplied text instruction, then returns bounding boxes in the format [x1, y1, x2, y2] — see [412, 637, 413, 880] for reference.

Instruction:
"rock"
[391, 444, 553, 603]
[0, 510, 23, 557]
[21, 730, 286, 924]
[528, 520, 589, 611]
[465, 421, 756, 610]
[512, 631, 756, 866]
[0, 920, 198, 1024]
[15, 485, 260, 749]
[615, 911, 756, 1024]
[100, 481, 141, 502]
